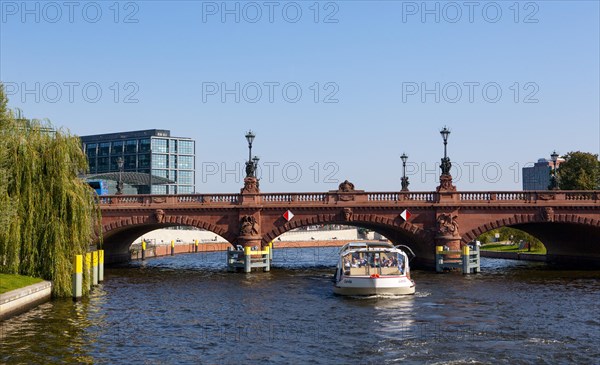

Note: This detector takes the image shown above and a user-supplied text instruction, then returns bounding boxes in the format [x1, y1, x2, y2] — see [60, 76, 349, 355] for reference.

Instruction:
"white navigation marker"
[400, 209, 411, 221]
[283, 210, 294, 221]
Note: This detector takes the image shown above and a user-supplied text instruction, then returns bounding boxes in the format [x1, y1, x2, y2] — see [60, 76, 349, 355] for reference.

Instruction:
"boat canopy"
[339, 241, 395, 253]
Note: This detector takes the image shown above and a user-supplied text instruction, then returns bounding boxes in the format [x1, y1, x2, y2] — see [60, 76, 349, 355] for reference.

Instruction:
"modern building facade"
[81, 129, 195, 194]
[522, 157, 563, 190]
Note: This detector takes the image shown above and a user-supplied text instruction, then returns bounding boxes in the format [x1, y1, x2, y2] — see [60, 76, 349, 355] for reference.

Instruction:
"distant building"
[80, 129, 195, 194]
[522, 157, 564, 190]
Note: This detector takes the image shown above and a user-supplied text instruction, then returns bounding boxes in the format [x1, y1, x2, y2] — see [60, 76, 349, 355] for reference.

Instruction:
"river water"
[1, 247, 599, 364]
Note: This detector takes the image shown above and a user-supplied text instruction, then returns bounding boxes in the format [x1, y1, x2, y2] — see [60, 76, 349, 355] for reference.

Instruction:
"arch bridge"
[99, 182, 600, 268]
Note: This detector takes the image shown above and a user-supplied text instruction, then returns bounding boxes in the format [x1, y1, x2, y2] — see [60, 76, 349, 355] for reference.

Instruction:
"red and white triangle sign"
[400, 209, 411, 221]
[283, 210, 294, 221]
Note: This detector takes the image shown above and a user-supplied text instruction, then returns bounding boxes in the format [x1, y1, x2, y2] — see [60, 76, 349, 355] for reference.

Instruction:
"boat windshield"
[342, 250, 407, 276]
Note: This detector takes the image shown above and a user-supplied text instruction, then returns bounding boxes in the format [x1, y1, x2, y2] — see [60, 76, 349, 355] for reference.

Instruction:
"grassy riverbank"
[481, 243, 546, 255]
[0, 273, 44, 294]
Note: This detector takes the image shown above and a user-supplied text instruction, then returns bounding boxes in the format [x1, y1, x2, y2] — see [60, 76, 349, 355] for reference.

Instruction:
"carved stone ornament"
[537, 193, 555, 201]
[338, 194, 355, 202]
[342, 208, 353, 221]
[152, 197, 167, 203]
[436, 174, 456, 192]
[540, 207, 554, 222]
[239, 215, 260, 236]
[436, 213, 460, 237]
[241, 177, 260, 194]
[154, 209, 165, 224]
[338, 180, 355, 192]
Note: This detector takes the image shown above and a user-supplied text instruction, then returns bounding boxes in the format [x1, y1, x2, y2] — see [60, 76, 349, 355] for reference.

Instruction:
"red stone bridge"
[99, 184, 600, 268]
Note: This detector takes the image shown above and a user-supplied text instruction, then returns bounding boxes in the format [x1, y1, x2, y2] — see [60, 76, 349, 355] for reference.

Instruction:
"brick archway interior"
[463, 214, 600, 263]
[101, 219, 234, 264]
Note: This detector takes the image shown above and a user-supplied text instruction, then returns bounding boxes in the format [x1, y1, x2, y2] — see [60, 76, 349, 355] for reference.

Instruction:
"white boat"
[333, 242, 415, 296]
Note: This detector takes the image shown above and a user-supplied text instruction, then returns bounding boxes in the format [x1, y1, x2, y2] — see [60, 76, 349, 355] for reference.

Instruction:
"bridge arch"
[261, 213, 434, 266]
[101, 215, 236, 264]
[462, 213, 600, 265]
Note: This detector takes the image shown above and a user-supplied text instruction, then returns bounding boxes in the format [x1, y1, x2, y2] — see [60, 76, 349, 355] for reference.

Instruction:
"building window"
[178, 140, 194, 155]
[152, 138, 168, 153]
[169, 139, 177, 153]
[178, 155, 194, 169]
[125, 140, 137, 154]
[152, 169, 168, 178]
[88, 158, 97, 172]
[152, 185, 167, 194]
[112, 141, 124, 155]
[139, 139, 151, 152]
[178, 185, 193, 194]
[99, 142, 110, 156]
[86, 143, 97, 157]
[152, 154, 167, 169]
[169, 155, 177, 169]
[139, 153, 150, 168]
[97, 157, 109, 172]
[177, 171, 193, 185]
[125, 155, 136, 170]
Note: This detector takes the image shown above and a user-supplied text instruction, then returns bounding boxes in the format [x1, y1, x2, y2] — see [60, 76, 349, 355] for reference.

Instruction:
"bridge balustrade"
[565, 192, 597, 201]
[98, 190, 599, 207]
[295, 193, 327, 202]
[261, 193, 327, 203]
[261, 194, 292, 202]
[368, 193, 398, 202]
[177, 195, 203, 203]
[460, 192, 491, 201]
[405, 192, 435, 201]
[495, 192, 525, 200]
[208, 194, 239, 204]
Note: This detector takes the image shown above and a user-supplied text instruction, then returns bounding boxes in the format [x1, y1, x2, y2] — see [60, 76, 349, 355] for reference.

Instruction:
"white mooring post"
[98, 250, 104, 282]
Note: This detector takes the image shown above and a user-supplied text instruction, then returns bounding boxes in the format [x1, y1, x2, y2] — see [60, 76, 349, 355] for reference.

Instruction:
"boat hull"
[333, 276, 415, 296]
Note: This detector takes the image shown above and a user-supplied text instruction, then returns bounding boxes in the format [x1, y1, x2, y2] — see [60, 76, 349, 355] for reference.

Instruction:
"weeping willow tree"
[0, 84, 101, 297]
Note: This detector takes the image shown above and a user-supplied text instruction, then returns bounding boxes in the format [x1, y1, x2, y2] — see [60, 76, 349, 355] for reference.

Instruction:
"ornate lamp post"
[549, 150, 559, 190]
[245, 130, 256, 177]
[437, 126, 456, 192]
[400, 153, 409, 192]
[116, 157, 124, 195]
[242, 130, 260, 194]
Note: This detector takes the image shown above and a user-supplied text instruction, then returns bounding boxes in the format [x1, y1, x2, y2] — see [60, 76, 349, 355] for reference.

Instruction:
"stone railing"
[261, 193, 327, 203]
[565, 191, 598, 201]
[99, 190, 599, 207]
[368, 192, 398, 201]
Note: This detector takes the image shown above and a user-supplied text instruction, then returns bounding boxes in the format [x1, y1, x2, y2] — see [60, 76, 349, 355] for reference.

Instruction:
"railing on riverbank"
[435, 244, 480, 274]
[227, 245, 272, 273]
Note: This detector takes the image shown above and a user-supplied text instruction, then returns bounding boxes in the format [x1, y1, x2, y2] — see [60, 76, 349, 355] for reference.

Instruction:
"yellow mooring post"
[462, 245, 470, 274]
[195, 239, 198, 253]
[435, 246, 444, 272]
[268, 241, 273, 261]
[85, 253, 92, 291]
[171, 240, 175, 256]
[72, 255, 83, 301]
[98, 250, 104, 282]
[141, 240, 146, 261]
[92, 251, 99, 286]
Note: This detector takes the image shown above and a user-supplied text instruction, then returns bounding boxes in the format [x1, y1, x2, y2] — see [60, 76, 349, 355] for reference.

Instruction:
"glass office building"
[81, 129, 195, 194]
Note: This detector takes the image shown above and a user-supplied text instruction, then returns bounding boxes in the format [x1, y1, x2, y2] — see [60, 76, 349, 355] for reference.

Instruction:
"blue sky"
[1, 1, 598, 192]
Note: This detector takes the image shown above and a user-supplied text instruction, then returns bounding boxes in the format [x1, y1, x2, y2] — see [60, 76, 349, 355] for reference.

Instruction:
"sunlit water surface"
[2, 247, 599, 364]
